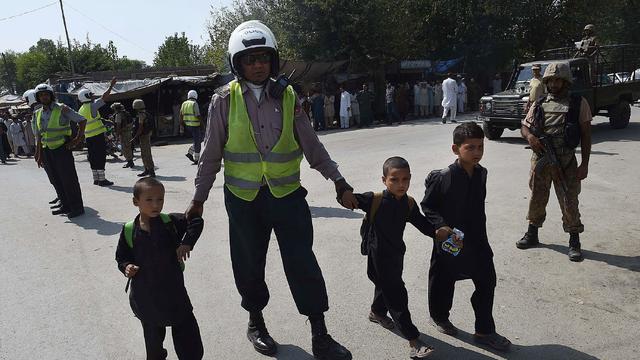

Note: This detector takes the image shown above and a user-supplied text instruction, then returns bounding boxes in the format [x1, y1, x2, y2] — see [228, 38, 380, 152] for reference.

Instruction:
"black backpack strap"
[369, 192, 384, 222]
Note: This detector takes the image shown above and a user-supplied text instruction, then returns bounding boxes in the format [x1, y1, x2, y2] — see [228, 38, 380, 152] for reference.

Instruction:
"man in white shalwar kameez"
[441, 73, 458, 124]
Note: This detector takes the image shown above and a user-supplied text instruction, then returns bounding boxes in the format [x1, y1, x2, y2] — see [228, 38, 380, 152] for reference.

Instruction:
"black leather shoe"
[67, 209, 85, 219]
[516, 231, 539, 249]
[97, 179, 114, 187]
[312, 334, 352, 360]
[137, 170, 149, 177]
[50, 202, 63, 209]
[52, 208, 70, 215]
[185, 153, 194, 162]
[247, 324, 278, 356]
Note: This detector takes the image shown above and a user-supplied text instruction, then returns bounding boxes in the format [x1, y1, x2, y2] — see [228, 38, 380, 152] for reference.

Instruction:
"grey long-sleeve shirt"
[193, 81, 343, 202]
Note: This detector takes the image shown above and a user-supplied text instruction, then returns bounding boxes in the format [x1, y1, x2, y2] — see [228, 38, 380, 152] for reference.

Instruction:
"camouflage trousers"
[119, 124, 133, 161]
[527, 151, 584, 233]
[139, 132, 155, 172]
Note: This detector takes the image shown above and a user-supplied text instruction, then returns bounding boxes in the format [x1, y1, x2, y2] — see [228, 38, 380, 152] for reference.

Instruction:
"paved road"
[1, 108, 639, 360]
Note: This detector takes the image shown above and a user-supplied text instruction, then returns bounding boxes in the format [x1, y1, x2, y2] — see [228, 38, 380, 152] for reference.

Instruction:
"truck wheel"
[483, 122, 504, 140]
[609, 100, 630, 129]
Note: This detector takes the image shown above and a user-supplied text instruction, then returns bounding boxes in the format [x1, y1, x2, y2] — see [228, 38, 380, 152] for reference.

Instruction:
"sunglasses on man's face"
[241, 53, 271, 66]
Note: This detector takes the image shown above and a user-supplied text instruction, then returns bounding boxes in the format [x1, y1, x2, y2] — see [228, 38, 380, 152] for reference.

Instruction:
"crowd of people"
[0, 108, 36, 163]
[298, 74, 486, 132]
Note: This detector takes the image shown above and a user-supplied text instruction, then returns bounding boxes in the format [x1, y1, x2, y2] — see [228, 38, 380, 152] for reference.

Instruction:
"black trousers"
[141, 312, 203, 360]
[86, 134, 106, 170]
[368, 252, 419, 340]
[42, 161, 64, 201]
[43, 146, 83, 212]
[428, 255, 497, 334]
[186, 126, 202, 154]
[224, 186, 329, 316]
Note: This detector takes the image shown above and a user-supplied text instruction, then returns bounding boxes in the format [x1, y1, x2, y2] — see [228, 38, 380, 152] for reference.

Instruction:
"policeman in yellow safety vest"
[186, 21, 357, 360]
[180, 90, 202, 164]
[77, 77, 117, 186]
[33, 83, 88, 218]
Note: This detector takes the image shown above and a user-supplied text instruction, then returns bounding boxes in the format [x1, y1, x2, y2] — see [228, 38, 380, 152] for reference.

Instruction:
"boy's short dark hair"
[133, 177, 164, 199]
[453, 122, 485, 146]
[383, 156, 410, 176]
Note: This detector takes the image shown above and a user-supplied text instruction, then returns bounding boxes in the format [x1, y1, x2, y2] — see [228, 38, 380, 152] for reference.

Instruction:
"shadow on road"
[154, 175, 187, 182]
[66, 206, 122, 236]
[591, 122, 640, 144]
[309, 206, 362, 219]
[539, 243, 640, 272]
[274, 344, 314, 359]
[449, 328, 599, 359]
[107, 185, 133, 194]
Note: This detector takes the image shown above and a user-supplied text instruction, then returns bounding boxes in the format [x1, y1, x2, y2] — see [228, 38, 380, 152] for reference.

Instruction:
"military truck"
[479, 44, 640, 140]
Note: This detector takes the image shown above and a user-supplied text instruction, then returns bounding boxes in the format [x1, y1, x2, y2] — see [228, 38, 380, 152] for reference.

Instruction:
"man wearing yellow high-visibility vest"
[77, 77, 117, 186]
[186, 21, 356, 360]
[179, 90, 202, 164]
[33, 83, 87, 219]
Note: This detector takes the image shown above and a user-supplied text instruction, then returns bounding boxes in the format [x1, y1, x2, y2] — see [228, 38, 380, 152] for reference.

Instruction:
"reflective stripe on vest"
[36, 105, 71, 149]
[79, 103, 106, 138]
[223, 80, 302, 201]
[181, 100, 200, 127]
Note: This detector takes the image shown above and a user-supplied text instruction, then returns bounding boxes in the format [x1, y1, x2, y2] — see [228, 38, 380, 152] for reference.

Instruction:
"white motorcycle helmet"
[187, 90, 198, 100]
[23, 89, 37, 107]
[227, 20, 280, 78]
[77, 89, 93, 103]
[34, 83, 55, 101]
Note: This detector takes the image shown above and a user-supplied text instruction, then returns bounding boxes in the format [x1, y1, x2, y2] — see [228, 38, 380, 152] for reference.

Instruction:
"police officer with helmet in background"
[33, 83, 87, 218]
[186, 20, 356, 359]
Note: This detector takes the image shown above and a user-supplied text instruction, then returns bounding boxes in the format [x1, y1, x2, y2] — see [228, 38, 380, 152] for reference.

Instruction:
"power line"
[0, 2, 57, 22]
[62, 1, 155, 55]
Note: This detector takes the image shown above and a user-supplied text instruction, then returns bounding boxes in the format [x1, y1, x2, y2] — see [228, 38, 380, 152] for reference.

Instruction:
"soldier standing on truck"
[575, 24, 599, 58]
[516, 62, 592, 262]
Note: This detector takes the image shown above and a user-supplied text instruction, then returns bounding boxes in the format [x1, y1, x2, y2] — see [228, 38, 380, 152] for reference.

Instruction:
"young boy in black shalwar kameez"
[421, 122, 511, 351]
[116, 177, 205, 360]
[354, 156, 444, 359]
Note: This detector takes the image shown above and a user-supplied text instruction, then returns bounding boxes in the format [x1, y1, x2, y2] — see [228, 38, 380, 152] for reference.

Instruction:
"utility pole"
[58, 0, 75, 74]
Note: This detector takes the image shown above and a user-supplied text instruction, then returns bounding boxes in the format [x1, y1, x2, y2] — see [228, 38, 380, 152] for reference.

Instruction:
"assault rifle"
[535, 136, 569, 207]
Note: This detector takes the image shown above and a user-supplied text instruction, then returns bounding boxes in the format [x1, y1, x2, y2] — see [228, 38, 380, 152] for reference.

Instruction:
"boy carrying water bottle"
[421, 122, 511, 351]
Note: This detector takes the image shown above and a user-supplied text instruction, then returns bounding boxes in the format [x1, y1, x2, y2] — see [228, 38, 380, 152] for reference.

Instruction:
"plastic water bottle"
[441, 228, 464, 256]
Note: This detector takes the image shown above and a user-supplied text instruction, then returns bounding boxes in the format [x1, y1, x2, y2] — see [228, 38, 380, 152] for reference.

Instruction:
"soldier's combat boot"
[516, 224, 539, 249]
[568, 233, 584, 262]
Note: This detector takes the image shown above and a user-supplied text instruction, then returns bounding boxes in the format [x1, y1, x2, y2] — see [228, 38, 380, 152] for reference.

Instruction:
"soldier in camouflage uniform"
[517, 62, 592, 262]
[132, 99, 155, 178]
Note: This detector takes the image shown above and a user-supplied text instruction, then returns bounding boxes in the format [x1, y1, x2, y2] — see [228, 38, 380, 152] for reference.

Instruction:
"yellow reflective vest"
[79, 102, 106, 138]
[223, 80, 303, 201]
[36, 105, 71, 149]
[181, 100, 200, 127]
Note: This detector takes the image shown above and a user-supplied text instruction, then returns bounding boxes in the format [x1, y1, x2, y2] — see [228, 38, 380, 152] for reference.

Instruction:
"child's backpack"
[359, 193, 415, 255]
[123, 213, 185, 270]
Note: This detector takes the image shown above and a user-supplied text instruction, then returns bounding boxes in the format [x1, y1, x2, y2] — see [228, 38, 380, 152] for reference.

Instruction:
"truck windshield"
[509, 64, 549, 91]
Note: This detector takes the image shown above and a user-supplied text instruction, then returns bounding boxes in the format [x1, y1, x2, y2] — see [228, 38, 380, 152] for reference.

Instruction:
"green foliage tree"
[153, 32, 207, 67]
[206, 0, 640, 75]
[0, 38, 146, 94]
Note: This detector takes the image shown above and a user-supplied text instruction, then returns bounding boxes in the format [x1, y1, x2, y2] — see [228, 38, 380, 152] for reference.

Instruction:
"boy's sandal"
[410, 340, 435, 359]
[473, 333, 511, 351]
